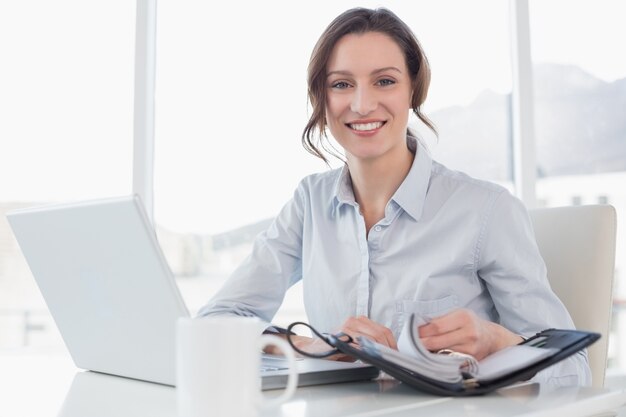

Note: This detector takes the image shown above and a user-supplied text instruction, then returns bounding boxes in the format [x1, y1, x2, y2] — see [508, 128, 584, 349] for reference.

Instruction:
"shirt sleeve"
[195, 183, 305, 329]
[476, 191, 592, 386]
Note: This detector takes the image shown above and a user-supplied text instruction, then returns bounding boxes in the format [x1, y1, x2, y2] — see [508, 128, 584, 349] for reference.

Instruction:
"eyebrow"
[326, 66, 403, 78]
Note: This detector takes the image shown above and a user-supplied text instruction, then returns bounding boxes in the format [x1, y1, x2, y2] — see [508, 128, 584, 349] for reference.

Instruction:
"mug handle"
[258, 334, 299, 408]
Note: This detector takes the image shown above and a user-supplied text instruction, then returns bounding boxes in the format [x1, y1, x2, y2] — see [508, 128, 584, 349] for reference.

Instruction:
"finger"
[418, 309, 469, 338]
[291, 335, 335, 356]
[335, 353, 357, 362]
[358, 317, 397, 349]
[420, 327, 470, 352]
[327, 352, 356, 362]
[355, 317, 397, 349]
[342, 316, 397, 349]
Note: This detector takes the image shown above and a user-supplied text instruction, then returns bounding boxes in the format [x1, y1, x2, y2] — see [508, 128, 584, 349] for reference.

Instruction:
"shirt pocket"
[392, 295, 459, 336]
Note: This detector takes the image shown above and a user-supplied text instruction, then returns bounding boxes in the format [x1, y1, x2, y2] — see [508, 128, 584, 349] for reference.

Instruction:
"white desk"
[3, 351, 626, 417]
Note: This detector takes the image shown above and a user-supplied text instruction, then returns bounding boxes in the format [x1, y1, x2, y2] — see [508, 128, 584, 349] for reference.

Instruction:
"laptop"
[6, 195, 378, 389]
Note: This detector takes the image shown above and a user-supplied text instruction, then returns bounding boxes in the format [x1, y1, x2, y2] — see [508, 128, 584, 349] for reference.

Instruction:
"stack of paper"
[358, 313, 558, 383]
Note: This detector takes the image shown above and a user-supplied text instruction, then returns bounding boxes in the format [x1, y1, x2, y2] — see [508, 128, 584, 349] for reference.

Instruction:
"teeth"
[349, 122, 383, 131]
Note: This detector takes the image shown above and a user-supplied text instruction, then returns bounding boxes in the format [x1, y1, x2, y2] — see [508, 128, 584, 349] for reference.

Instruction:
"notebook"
[6, 195, 378, 389]
[298, 314, 599, 396]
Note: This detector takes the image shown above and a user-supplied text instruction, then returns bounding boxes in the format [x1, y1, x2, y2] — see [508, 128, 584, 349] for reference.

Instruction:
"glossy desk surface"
[3, 351, 626, 417]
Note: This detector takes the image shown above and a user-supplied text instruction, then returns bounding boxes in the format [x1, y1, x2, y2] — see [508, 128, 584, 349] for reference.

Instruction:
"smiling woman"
[196, 6, 591, 386]
[150, 3, 519, 345]
[153, 0, 513, 239]
[323, 31, 418, 231]
[303, 10, 436, 165]
[325, 33, 414, 161]
[0, 1, 622, 385]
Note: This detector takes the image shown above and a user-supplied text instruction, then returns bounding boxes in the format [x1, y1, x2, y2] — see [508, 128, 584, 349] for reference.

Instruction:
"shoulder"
[428, 160, 525, 218]
[430, 160, 508, 197]
[295, 167, 343, 199]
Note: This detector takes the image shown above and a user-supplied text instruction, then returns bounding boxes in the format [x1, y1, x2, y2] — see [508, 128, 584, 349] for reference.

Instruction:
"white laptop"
[7, 195, 378, 389]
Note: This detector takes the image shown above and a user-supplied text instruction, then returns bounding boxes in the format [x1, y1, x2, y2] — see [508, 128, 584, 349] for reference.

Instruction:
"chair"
[529, 205, 617, 388]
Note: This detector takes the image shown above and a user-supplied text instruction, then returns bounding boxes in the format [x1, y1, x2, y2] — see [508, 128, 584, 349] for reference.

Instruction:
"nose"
[350, 86, 377, 115]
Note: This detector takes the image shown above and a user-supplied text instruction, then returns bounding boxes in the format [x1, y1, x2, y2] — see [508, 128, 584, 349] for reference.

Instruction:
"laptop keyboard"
[260, 354, 297, 372]
[260, 364, 289, 372]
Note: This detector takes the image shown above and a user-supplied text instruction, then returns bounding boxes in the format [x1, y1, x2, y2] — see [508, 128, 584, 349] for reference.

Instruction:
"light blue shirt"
[198, 136, 591, 386]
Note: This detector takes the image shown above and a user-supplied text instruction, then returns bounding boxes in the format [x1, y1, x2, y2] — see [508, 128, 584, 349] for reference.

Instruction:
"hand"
[417, 309, 523, 360]
[287, 334, 355, 362]
[265, 316, 397, 362]
[338, 316, 397, 350]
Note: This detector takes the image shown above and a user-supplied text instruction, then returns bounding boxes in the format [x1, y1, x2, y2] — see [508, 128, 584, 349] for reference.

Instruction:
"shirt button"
[374, 226, 382, 232]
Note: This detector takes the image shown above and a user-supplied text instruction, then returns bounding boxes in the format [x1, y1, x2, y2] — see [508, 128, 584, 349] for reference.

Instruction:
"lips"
[347, 121, 386, 132]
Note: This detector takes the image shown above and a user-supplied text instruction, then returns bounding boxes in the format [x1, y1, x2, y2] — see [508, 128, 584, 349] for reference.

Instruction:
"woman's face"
[325, 31, 413, 164]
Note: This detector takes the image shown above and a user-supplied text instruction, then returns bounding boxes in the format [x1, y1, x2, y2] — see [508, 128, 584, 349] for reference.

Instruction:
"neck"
[347, 143, 414, 228]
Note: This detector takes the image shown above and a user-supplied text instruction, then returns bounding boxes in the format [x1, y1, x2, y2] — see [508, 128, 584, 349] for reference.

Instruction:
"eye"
[377, 78, 396, 87]
[330, 81, 351, 89]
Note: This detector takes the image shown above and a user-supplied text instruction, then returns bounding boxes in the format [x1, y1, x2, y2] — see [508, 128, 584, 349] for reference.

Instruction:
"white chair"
[529, 205, 617, 388]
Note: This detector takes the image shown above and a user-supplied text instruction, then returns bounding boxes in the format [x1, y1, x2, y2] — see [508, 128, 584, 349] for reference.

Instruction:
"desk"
[3, 351, 626, 417]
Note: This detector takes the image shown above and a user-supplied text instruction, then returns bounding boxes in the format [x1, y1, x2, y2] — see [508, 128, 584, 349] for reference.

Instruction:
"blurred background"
[1, 0, 624, 377]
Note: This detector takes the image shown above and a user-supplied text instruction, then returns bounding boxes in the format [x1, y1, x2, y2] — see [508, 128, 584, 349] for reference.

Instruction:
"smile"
[347, 121, 385, 132]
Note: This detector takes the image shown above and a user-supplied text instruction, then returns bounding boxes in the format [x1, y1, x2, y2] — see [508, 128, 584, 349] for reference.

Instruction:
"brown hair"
[302, 7, 437, 163]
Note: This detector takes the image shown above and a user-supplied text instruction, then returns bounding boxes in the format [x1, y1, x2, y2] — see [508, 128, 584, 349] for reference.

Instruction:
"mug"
[176, 316, 298, 417]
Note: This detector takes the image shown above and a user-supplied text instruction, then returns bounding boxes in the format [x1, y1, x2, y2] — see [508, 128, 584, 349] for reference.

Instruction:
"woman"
[198, 7, 590, 385]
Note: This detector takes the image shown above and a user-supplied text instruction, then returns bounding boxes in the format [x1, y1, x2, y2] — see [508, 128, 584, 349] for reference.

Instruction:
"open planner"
[288, 314, 599, 396]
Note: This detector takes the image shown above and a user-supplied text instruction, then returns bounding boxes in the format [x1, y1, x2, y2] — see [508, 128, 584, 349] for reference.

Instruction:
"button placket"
[354, 205, 370, 317]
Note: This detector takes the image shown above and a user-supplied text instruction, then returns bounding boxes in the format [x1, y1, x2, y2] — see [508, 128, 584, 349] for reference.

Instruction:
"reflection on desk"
[58, 372, 175, 417]
[55, 370, 626, 417]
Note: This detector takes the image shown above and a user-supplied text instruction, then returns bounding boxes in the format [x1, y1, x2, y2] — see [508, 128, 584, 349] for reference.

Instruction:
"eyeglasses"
[285, 321, 355, 359]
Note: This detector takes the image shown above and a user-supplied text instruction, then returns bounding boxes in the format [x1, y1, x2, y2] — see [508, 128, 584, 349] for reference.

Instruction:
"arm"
[476, 191, 591, 385]
[196, 184, 306, 330]
[418, 191, 590, 385]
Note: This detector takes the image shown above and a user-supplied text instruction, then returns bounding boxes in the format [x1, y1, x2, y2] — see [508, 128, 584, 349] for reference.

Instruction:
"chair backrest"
[529, 205, 617, 387]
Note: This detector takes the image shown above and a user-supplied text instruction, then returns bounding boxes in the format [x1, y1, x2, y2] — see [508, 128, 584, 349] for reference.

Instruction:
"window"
[6, 2, 620, 365]
[0, 1, 135, 348]
[154, 0, 513, 326]
[529, 0, 626, 369]
[416, 0, 513, 187]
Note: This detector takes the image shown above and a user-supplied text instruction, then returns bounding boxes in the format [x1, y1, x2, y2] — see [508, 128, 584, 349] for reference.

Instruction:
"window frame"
[133, 0, 538, 211]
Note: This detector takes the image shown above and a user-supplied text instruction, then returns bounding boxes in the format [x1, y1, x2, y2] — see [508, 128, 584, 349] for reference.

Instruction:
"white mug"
[176, 316, 298, 417]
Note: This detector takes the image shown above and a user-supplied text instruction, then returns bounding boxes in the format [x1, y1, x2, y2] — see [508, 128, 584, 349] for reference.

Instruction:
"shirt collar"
[391, 136, 432, 222]
[331, 135, 433, 221]
[332, 164, 356, 213]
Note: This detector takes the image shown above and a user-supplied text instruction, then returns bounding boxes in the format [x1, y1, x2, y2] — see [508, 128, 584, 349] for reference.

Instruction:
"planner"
[288, 314, 599, 396]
